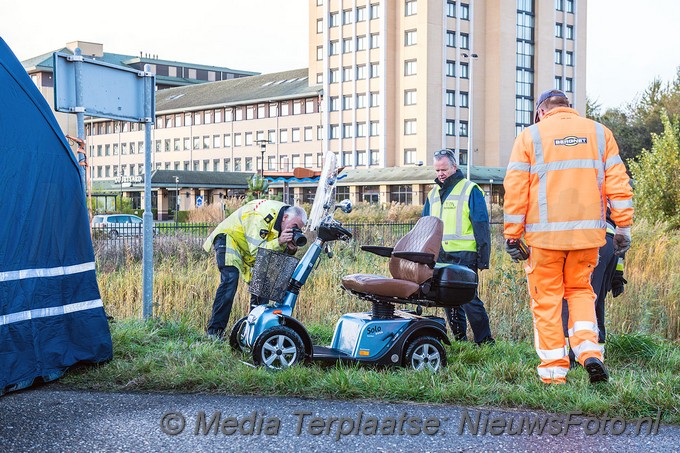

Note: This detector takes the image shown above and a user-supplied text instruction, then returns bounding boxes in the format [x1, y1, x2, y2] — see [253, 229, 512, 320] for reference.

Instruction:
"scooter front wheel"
[405, 336, 447, 372]
[253, 326, 305, 370]
[229, 316, 248, 352]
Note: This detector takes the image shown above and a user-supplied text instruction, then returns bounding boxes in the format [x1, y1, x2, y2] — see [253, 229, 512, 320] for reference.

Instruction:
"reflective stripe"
[528, 125, 549, 224]
[504, 214, 525, 224]
[525, 219, 606, 233]
[609, 199, 633, 209]
[442, 233, 475, 241]
[507, 161, 531, 172]
[0, 299, 104, 327]
[455, 181, 473, 238]
[606, 222, 616, 235]
[531, 159, 601, 173]
[244, 234, 265, 247]
[225, 248, 242, 259]
[595, 123, 605, 161]
[604, 154, 624, 170]
[568, 321, 598, 337]
[537, 366, 568, 379]
[571, 340, 604, 357]
[536, 346, 567, 361]
[616, 258, 624, 271]
[0, 262, 96, 283]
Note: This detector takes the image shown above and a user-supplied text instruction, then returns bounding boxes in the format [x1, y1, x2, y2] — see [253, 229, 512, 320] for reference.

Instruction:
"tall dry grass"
[96, 221, 679, 341]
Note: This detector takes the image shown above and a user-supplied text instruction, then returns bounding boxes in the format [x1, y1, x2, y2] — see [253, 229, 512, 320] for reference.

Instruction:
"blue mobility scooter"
[230, 153, 478, 372]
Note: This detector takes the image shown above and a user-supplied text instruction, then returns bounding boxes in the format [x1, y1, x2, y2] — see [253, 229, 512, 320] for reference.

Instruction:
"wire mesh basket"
[249, 248, 300, 302]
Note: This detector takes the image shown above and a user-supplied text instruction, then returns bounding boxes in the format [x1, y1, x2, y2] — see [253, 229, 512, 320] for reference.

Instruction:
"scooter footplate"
[312, 345, 351, 361]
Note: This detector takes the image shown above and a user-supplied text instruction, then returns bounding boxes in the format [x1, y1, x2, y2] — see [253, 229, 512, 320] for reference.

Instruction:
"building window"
[566, 51, 574, 66]
[356, 64, 366, 80]
[317, 18, 323, 33]
[343, 37, 353, 53]
[566, 25, 574, 40]
[316, 46, 323, 61]
[460, 3, 469, 20]
[173, 138, 180, 151]
[293, 101, 302, 115]
[404, 89, 417, 105]
[446, 120, 455, 136]
[292, 128, 301, 142]
[329, 124, 339, 139]
[223, 134, 231, 148]
[460, 33, 469, 49]
[370, 121, 379, 136]
[555, 76, 563, 90]
[406, 0, 417, 16]
[370, 63, 380, 78]
[268, 130, 276, 143]
[460, 92, 469, 108]
[330, 97, 339, 111]
[342, 123, 353, 138]
[404, 149, 416, 165]
[329, 68, 339, 83]
[555, 23, 563, 38]
[203, 135, 210, 149]
[343, 9, 353, 24]
[245, 132, 253, 146]
[404, 119, 417, 135]
[565, 77, 573, 92]
[446, 90, 455, 106]
[447, 0, 456, 17]
[446, 30, 456, 47]
[281, 103, 289, 116]
[404, 59, 417, 76]
[245, 158, 252, 172]
[446, 60, 455, 77]
[459, 121, 468, 136]
[223, 158, 230, 172]
[370, 3, 380, 19]
[234, 158, 242, 171]
[370, 92, 379, 107]
[370, 150, 379, 166]
[555, 50, 563, 64]
[329, 40, 339, 55]
[343, 95, 353, 110]
[460, 62, 469, 78]
[405, 29, 417, 46]
[342, 67, 352, 82]
[566, 0, 574, 13]
[234, 134, 242, 147]
[556, 0, 564, 10]
[356, 35, 367, 51]
[357, 93, 367, 108]
[268, 156, 276, 171]
[370, 33, 380, 49]
[356, 5, 366, 21]
[280, 129, 288, 143]
[390, 185, 413, 204]
[235, 108, 243, 121]
[356, 152, 367, 167]
[329, 11, 339, 27]
[304, 127, 313, 141]
[306, 99, 315, 113]
[356, 122, 366, 137]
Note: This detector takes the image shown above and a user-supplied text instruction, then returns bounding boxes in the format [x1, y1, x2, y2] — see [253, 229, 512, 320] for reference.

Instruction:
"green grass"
[62, 319, 680, 425]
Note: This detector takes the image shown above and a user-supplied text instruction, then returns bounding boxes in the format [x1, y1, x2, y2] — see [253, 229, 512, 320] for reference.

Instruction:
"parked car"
[91, 214, 157, 238]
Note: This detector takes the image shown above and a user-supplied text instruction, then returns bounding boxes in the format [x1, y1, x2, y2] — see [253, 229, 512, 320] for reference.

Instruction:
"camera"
[290, 226, 307, 247]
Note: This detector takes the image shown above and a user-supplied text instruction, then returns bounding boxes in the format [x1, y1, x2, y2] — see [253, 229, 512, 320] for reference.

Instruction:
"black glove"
[611, 270, 627, 298]
[505, 239, 529, 262]
[613, 227, 631, 256]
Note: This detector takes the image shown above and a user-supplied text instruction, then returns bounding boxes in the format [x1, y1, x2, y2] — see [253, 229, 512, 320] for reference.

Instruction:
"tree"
[629, 111, 680, 229]
[245, 174, 269, 201]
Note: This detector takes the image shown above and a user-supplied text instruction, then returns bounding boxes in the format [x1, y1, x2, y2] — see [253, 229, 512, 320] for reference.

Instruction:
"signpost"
[196, 195, 204, 208]
[54, 49, 156, 319]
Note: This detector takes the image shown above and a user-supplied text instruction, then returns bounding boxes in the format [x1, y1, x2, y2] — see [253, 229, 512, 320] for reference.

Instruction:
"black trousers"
[444, 264, 493, 344]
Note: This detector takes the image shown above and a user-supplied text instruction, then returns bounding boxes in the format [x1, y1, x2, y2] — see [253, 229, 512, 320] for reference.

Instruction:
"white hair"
[285, 205, 307, 223]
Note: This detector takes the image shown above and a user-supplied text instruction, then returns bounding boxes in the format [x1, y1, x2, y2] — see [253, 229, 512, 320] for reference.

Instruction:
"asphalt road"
[0, 386, 677, 452]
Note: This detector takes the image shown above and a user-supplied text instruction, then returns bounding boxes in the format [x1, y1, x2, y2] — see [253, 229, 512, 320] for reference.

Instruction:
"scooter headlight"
[247, 313, 257, 324]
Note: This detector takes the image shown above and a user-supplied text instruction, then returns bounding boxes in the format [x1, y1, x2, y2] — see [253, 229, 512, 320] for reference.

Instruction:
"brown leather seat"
[342, 216, 443, 299]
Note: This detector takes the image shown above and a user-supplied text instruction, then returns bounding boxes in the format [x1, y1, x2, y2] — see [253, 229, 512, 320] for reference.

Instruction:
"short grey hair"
[285, 205, 307, 223]
[433, 149, 457, 167]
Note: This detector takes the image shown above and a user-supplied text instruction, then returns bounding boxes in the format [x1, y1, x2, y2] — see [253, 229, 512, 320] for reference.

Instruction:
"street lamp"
[489, 178, 494, 225]
[255, 139, 271, 180]
[462, 52, 478, 181]
[119, 166, 125, 212]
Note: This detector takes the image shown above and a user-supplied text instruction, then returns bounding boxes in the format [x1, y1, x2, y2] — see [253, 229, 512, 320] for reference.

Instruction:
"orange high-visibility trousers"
[525, 247, 603, 384]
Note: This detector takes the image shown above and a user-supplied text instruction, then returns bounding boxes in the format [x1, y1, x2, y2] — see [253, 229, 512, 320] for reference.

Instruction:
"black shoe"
[476, 337, 496, 346]
[206, 329, 225, 340]
[584, 358, 609, 384]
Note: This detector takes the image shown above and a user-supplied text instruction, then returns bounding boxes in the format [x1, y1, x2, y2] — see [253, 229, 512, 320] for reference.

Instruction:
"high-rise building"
[310, 0, 586, 168]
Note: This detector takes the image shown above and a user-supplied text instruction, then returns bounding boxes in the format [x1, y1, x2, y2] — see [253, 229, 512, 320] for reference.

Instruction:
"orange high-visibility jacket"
[504, 107, 633, 250]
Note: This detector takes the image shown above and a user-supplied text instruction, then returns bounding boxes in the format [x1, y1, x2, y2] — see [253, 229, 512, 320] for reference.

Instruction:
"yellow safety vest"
[426, 179, 478, 252]
[203, 200, 288, 282]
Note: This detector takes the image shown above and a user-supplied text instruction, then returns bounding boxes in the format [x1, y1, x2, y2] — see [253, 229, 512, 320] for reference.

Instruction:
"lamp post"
[462, 52, 478, 181]
[489, 178, 494, 225]
[255, 139, 271, 180]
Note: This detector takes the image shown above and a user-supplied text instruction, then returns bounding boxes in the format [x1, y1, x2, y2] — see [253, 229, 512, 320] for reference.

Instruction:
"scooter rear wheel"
[253, 326, 305, 370]
[405, 336, 447, 372]
[229, 316, 247, 352]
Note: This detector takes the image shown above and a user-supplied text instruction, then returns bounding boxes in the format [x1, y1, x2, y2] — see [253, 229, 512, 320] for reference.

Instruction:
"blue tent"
[0, 37, 112, 395]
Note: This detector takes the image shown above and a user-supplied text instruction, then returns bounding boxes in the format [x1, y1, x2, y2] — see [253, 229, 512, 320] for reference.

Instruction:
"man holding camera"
[203, 200, 307, 339]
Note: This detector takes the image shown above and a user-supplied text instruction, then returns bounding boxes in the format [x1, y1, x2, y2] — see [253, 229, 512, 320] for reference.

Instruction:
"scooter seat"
[342, 274, 420, 299]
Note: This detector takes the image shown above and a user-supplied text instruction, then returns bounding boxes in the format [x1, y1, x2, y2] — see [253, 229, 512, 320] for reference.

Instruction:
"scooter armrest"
[391, 252, 436, 267]
[360, 245, 394, 257]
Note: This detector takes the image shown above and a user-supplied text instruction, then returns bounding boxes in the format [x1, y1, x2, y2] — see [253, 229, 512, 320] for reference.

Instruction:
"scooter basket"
[249, 248, 300, 302]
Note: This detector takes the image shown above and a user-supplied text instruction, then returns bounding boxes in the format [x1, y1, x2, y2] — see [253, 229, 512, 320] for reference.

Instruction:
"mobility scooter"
[230, 152, 478, 372]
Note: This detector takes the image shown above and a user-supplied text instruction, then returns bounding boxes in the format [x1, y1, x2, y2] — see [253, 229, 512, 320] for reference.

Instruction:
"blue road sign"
[196, 195, 204, 207]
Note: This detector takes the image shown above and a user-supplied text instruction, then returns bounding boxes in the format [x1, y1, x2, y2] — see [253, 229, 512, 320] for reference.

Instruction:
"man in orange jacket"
[503, 89, 633, 384]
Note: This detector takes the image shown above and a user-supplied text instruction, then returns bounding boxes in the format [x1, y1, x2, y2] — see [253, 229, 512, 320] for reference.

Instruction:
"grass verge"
[62, 319, 680, 425]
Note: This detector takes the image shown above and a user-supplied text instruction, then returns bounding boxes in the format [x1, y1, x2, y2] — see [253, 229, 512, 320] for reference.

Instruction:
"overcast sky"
[2, 0, 678, 111]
